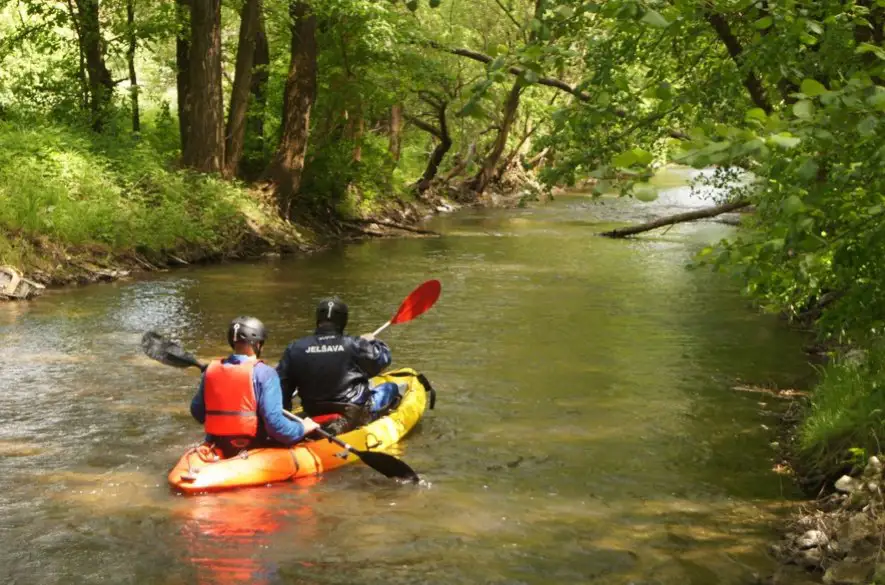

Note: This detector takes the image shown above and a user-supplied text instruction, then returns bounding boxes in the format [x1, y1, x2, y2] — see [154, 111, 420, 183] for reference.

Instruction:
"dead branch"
[599, 199, 751, 238]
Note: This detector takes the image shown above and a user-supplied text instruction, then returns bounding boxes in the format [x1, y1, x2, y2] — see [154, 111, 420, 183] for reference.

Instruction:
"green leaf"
[596, 91, 611, 107]
[655, 82, 673, 100]
[745, 108, 768, 122]
[799, 32, 818, 45]
[858, 115, 879, 137]
[797, 158, 819, 180]
[592, 179, 612, 195]
[640, 9, 670, 28]
[523, 69, 539, 84]
[555, 5, 575, 19]
[633, 184, 658, 202]
[806, 20, 823, 34]
[490, 56, 506, 71]
[739, 138, 765, 155]
[868, 87, 885, 110]
[800, 78, 827, 97]
[793, 100, 814, 119]
[612, 150, 637, 167]
[457, 100, 485, 119]
[769, 133, 801, 149]
[764, 238, 785, 251]
[631, 148, 654, 165]
[753, 16, 773, 30]
[782, 195, 805, 215]
[493, 44, 509, 56]
[857, 42, 885, 60]
[589, 166, 610, 179]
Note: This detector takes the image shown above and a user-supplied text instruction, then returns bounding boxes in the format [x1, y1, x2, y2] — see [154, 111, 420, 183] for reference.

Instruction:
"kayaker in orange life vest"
[276, 298, 402, 435]
[190, 316, 320, 457]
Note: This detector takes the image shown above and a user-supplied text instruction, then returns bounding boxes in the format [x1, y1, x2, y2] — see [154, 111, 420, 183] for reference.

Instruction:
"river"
[0, 167, 814, 584]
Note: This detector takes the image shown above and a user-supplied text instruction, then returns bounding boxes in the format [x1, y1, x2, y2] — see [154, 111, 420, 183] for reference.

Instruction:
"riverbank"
[769, 454, 885, 584]
[760, 344, 885, 583]
[0, 121, 465, 296]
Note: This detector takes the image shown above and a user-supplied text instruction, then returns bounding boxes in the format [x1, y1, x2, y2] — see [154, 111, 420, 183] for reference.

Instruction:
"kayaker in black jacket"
[276, 297, 402, 434]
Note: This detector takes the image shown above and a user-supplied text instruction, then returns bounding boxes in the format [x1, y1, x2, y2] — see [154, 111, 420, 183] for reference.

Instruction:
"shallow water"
[0, 167, 813, 584]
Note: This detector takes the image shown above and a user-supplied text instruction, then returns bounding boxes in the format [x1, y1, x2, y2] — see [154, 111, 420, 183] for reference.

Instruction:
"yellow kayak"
[168, 368, 434, 494]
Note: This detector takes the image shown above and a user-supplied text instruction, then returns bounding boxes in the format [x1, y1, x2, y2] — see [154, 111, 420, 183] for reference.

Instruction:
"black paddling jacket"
[276, 324, 392, 411]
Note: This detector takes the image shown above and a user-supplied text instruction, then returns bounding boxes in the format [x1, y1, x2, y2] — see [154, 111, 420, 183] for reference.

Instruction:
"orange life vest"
[203, 358, 259, 437]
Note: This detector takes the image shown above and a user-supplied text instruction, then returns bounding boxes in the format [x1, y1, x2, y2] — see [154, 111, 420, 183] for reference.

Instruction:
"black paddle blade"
[140, 331, 204, 370]
[355, 450, 420, 482]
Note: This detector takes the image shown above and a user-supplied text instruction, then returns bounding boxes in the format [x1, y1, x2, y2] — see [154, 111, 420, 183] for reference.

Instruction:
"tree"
[224, 0, 263, 178]
[182, 0, 224, 172]
[242, 10, 270, 179]
[126, 0, 140, 133]
[68, 0, 116, 131]
[176, 0, 192, 153]
[405, 92, 452, 194]
[269, 1, 317, 218]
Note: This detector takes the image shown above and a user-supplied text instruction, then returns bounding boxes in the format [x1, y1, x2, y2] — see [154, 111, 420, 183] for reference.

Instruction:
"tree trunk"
[495, 122, 535, 181]
[64, 0, 90, 112]
[468, 81, 523, 194]
[351, 113, 364, 163]
[183, 0, 224, 172]
[223, 0, 262, 178]
[406, 103, 452, 194]
[269, 1, 317, 219]
[176, 0, 192, 153]
[441, 141, 477, 183]
[126, 0, 140, 133]
[467, 0, 544, 194]
[526, 146, 550, 169]
[241, 12, 269, 179]
[599, 199, 751, 238]
[74, 0, 115, 131]
[389, 104, 403, 162]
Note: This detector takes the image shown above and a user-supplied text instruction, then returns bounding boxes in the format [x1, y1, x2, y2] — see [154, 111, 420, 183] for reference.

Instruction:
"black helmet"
[227, 316, 267, 350]
[315, 297, 348, 333]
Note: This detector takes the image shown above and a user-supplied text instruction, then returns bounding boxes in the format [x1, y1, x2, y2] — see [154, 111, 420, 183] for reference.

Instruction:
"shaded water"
[1, 168, 813, 584]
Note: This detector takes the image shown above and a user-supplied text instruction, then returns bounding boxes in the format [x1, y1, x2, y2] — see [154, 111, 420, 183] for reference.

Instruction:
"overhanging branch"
[404, 113, 442, 138]
[428, 41, 688, 140]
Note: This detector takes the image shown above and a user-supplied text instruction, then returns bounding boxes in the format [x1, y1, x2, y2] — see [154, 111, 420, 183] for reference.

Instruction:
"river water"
[0, 168, 815, 584]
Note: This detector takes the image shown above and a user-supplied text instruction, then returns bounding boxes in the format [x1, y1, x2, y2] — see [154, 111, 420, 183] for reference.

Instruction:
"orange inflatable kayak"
[168, 368, 433, 494]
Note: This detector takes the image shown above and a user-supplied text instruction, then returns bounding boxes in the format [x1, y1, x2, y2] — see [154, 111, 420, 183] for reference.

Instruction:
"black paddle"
[140, 331, 420, 483]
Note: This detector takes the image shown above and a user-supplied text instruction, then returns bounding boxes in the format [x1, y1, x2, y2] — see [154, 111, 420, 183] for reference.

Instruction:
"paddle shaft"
[280, 409, 363, 453]
[371, 320, 392, 337]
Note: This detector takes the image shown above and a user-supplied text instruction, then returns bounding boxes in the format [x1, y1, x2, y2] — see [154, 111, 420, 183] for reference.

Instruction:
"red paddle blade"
[390, 279, 441, 325]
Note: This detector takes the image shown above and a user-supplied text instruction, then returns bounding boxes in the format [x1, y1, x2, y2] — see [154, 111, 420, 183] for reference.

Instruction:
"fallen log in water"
[599, 199, 751, 238]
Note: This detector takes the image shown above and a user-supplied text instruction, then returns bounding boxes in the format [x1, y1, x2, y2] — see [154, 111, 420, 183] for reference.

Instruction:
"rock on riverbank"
[770, 456, 885, 584]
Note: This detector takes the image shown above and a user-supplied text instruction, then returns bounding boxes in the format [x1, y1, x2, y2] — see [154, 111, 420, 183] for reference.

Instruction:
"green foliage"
[798, 345, 885, 479]
[0, 119, 249, 263]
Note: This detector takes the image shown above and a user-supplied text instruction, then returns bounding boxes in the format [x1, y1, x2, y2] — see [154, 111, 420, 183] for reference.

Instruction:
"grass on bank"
[798, 344, 885, 480]
[0, 118, 299, 273]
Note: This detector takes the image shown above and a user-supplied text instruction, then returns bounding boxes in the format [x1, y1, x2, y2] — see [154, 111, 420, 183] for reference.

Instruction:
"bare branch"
[493, 0, 523, 31]
[404, 113, 442, 138]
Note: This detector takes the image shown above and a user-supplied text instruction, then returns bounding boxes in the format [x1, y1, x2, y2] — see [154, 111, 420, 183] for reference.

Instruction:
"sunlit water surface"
[0, 168, 813, 584]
